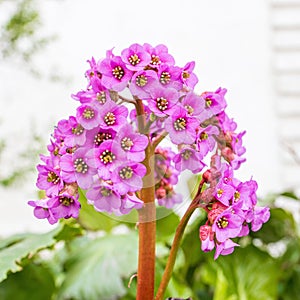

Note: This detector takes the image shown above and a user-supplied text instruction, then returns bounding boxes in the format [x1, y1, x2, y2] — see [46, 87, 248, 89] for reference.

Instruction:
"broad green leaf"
[278, 238, 300, 300]
[77, 189, 118, 232]
[200, 245, 279, 300]
[0, 224, 62, 282]
[55, 219, 84, 242]
[0, 263, 55, 300]
[57, 233, 138, 300]
[155, 256, 195, 299]
[156, 207, 180, 241]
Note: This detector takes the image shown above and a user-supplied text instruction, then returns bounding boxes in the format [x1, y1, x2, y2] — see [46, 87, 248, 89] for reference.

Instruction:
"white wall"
[0, 0, 280, 236]
[271, 0, 300, 190]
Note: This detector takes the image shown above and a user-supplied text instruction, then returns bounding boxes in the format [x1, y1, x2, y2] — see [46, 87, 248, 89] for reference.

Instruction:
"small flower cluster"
[28, 43, 269, 258]
[154, 147, 181, 209]
[198, 154, 270, 259]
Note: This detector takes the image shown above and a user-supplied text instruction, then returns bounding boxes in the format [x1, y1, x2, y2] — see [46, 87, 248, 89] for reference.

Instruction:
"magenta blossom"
[212, 208, 244, 243]
[114, 124, 148, 162]
[199, 225, 215, 252]
[98, 100, 128, 131]
[47, 192, 81, 222]
[143, 43, 175, 67]
[129, 70, 158, 99]
[201, 87, 227, 118]
[36, 164, 63, 196]
[157, 63, 182, 90]
[111, 162, 147, 195]
[86, 140, 126, 180]
[196, 125, 219, 157]
[164, 105, 199, 144]
[99, 55, 133, 91]
[214, 239, 240, 260]
[147, 86, 179, 117]
[86, 181, 121, 213]
[117, 193, 144, 215]
[76, 104, 100, 130]
[60, 148, 97, 189]
[121, 43, 151, 71]
[29, 44, 269, 261]
[180, 61, 198, 89]
[181, 92, 206, 121]
[251, 206, 270, 232]
[157, 190, 182, 209]
[83, 127, 116, 149]
[28, 198, 56, 225]
[173, 147, 205, 174]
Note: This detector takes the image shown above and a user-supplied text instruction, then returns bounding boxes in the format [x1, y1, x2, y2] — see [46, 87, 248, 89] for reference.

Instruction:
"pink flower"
[147, 86, 179, 117]
[213, 181, 235, 207]
[173, 147, 205, 174]
[143, 43, 175, 67]
[157, 191, 182, 209]
[114, 124, 148, 162]
[180, 61, 198, 89]
[121, 43, 151, 71]
[98, 100, 128, 131]
[157, 63, 182, 90]
[212, 208, 244, 243]
[196, 125, 219, 157]
[251, 206, 270, 232]
[86, 140, 126, 180]
[181, 92, 206, 121]
[47, 192, 81, 221]
[164, 105, 199, 144]
[60, 148, 97, 189]
[86, 181, 121, 213]
[199, 225, 215, 252]
[214, 239, 240, 260]
[129, 70, 158, 99]
[117, 193, 144, 215]
[201, 87, 227, 118]
[84, 127, 116, 149]
[76, 104, 100, 130]
[36, 164, 63, 196]
[111, 162, 147, 194]
[99, 55, 133, 91]
[28, 198, 56, 224]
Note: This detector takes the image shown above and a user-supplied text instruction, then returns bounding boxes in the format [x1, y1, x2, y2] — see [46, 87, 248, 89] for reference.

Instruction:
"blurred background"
[1, 1, 300, 299]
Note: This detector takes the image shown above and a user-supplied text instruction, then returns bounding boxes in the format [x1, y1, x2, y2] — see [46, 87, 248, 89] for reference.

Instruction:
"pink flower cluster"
[29, 43, 269, 258]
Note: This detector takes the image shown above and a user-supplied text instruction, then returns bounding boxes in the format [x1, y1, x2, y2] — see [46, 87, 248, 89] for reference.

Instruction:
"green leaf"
[55, 219, 84, 242]
[156, 207, 180, 241]
[278, 238, 300, 300]
[279, 191, 299, 200]
[200, 245, 279, 300]
[77, 189, 119, 232]
[57, 233, 138, 300]
[155, 256, 195, 299]
[0, 224, 62, 282]
[0, 263, 56, 300]
[181, 215, 206, 267]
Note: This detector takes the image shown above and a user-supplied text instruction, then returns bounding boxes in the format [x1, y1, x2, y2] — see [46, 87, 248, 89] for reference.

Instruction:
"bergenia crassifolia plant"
[29, 43, 270, 299]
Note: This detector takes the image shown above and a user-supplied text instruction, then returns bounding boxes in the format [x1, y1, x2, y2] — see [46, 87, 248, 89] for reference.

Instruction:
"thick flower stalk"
[29, 43, 270, 299]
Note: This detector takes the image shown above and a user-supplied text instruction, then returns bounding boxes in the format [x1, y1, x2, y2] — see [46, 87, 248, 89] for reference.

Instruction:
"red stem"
[136, 99, 156, 300]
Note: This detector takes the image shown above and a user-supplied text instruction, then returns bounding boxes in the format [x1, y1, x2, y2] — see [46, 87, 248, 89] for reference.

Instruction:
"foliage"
[0, 190, 299, 299]
[0, 0, 53, 64]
